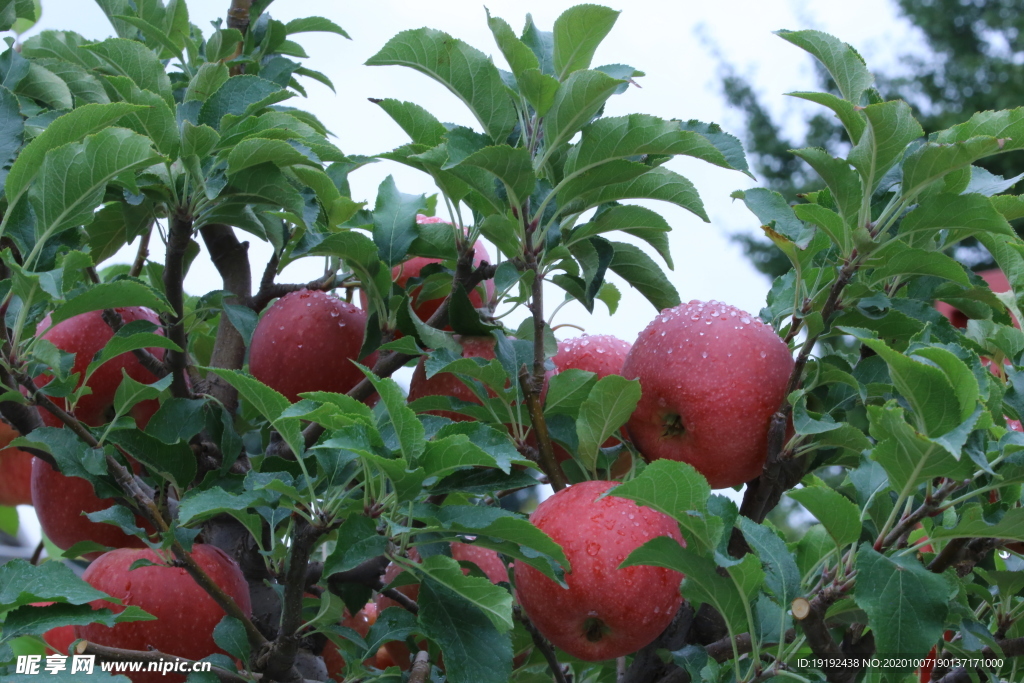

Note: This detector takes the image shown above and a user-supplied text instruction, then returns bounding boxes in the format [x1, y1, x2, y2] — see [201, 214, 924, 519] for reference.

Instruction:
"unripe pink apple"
[515, 480, 684, 661]
[77, 545, 252, 683]
[0, 420, 34, 506]
[31, 457, 151, 558]
[359, 215, 494, 325]
[623, 300, 793, 489]
[249, 290, 377, 403]
[34, 307, 166, 428]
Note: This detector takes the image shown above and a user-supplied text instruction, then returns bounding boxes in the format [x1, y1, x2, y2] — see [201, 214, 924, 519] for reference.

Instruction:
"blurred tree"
[724, 0, 1024, 278]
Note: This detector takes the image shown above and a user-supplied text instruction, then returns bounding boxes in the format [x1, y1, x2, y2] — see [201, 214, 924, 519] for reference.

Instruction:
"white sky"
[12, 1, 927, 533]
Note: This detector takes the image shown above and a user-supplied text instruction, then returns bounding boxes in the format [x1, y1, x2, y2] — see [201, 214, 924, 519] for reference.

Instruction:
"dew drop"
[660, 331, 666, 336]
[628, 513, 635, 520]
[278, 326, 285, 330]
[297, 344, 303, 349]
[586, 542, 601, 557]
[759, 350, 767, 358]
[701, 351, 708, 358]
[581, 340, 590, 346]
[330, 310, 340, 318]
[597, 347, 606, 353]
[338, 322, 346, 327]
[740, 316, 751, 324]
[705, 320, 712, 325]
[690, 313, 700, 321]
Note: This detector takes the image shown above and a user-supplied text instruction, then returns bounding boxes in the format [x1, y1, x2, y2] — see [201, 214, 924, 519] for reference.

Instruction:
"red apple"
[515, 480, 684, 661]
[0, 420, 33, 506]
[249, 290, 377, 403]
[322, 601, 377, 680]
[31, 457, 151, 558]
[552, 335, 633, 468]
[359, 214, 494, 325]
[76, 545, 252, 683]
[623, 300, 793, 489]
[936, 268, 1014, 328]
[34, 307, 166, 428]
[451, 541, 509, 583]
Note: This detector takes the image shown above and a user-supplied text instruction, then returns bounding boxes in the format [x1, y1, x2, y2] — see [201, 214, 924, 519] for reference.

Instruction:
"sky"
[9, 0, 925, 540]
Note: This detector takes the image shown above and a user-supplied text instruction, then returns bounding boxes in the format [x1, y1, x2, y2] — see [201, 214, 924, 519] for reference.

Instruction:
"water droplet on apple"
[690, 313, 700, 321]
[586, 542, 601, 556]
[760, 350, 767, 358]
[741, 316, 751, 324]
[330, 310, 340, 318]
[628, 513, 635, 520]
[278, 326, 285, 330]
[338, 322, 346, 327]
[701, 351, 708, 358]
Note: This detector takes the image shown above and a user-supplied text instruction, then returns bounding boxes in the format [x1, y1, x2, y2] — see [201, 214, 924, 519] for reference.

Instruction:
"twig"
[78, 641, 251, 683]
[519, 365, 566, 490]
[798, 580, 858, 683]
[515, 606, 570, 683]
[878, 478, 965, 551]
[128, 227, 151, 278]
[29, 540, 44, 565]
[934, 637, 1024, 683]
[408, 650, 431, 683]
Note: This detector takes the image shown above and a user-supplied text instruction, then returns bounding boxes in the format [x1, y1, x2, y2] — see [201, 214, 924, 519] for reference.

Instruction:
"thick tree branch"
[408, 650, 431, 683]
[797, 580, 858, 683]
[163, 211, 194, 399]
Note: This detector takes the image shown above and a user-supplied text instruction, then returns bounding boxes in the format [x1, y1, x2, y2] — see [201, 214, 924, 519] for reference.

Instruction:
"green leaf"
[15, 61, 72, 109]
[786, 486, 861, 550]
[456, 145, 535, 207]
[856, 336, 962, 437]
[226, 138, 316, 174]
[176, 487, 268, 527]
[544, 368, 598, 416]
[5, 101, 144, 205]
[323, 515, 387, 577]
[50, 280, 170, 325]
[854, 544, 953, 663]
[848, 100, 923, 194]
[84, 37, 172, 104]
[552, 4, 619, 80]
[929, 505, 1024, 542]
[366, 28, 516, 143]
[866, 241, 970, 286]
[737, 517, 800, 606]
[371, 98, 447, 147]
[198, 75, 285, 130]
[792, 147, 862, 226]
[517, 68, 560, 115]
[0, 559, 107, 611]
[902, 136, 1004, 198]
[3, 602, 153, 639]
[575, 375, 640, 471]
[793, 203, 849, 255]
[569, 205, 673, 268]
[775, 30, 873, 103]
[866, 403, 974, 493]
[373, 175, 425, 267]
[422, 435, 500, 477]
[284, 16, 350, 39]
[899, 192, 1015, 247]
[358, 368, 425, 462]
[788, 91, 866, 144]
[416, 554, 512, 632]
[418, 580, 513, 683]
[0, 85, 23, 188]
[106, 428, 195, 490]
[28, 128, 163, 265]
[184, 62, 229, 103]
[610, 459, 719, 552]
[678, 119, 752, 176]
[213, 616, 249, 664]
[562, 166, 708, 222]
[105, 76, 179, 158]
[733, 187, 813, 248]
[935, 107, 1024, 155]
[607, 240, 681, 311]
[486, 9, 538, 79]
[544, 69, 624, 152]
[206, 368, 304, 458]
[112, 14, 185, 64]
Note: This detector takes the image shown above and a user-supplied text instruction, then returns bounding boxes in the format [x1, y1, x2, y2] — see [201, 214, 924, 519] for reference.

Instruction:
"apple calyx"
[661, 412, 686, 438]
[583, 615, 611, 643]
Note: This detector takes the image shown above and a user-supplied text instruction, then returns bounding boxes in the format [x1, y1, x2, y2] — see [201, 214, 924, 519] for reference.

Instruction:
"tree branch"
[408, 650, 431, 683]
[797, 580, 858, 683]
[515, 606, 570, 683]
[163, 210, 194, 399]
[101, 309, 169, 379]
[622, 603, 694, 683]
[933, 637, 1024, 683]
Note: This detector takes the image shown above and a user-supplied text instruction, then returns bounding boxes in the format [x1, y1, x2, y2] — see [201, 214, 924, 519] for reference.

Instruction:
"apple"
[0, 420, 34, 506]
[936, 268, 1013, 328]
[34, 307, 166, 428]
[31, 457, 151, 558]
[249, 289, 378, 403]
[552, 335, 633, 469]
[515, 480, 684, 661]
[359, 214, 494, 325]
[451, 541, 509, 583]
[623, 300, 793, 489]
[76, 545, 252, 683]
[322, 601, 377, 680]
